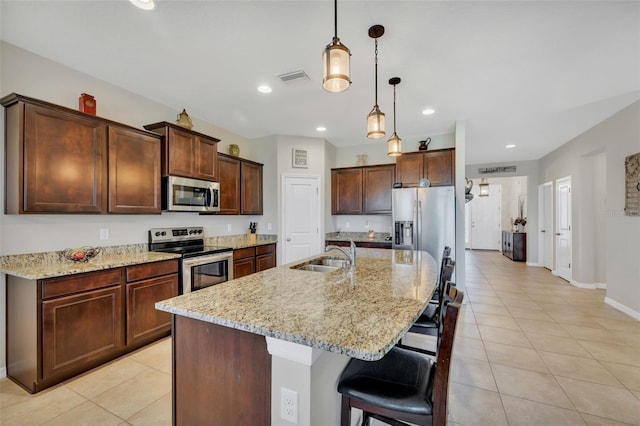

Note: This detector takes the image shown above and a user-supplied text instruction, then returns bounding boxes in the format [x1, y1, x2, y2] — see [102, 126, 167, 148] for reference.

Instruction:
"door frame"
[280, 174, 322, 264]
[538, 181, 553, 270]
[554, 176, 572, 281]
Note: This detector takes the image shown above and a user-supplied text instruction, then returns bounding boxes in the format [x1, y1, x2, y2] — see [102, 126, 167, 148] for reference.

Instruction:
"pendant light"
[387, 77, 402, 156]
[322, 0, 351, 93]
[366, 25, 385, 139]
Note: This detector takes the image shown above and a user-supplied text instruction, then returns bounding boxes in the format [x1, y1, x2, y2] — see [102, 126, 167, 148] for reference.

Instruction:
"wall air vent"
[277, 70, 311, 84]
[478, 166, 517, 174]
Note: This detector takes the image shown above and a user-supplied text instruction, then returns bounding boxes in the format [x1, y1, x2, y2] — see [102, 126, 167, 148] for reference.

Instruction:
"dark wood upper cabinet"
[217, 154, 242, 214]
[332, 165, 395, 215]
[395, 148, 455, 187]
[363, 165, 395, 214]
[108, 126, 161, 214]
[1, 94, 163, 215]
[143, 122, 219, 181]
[217, 153, 263, 215]
[241, 160, 263, 215]
[9, 101, 108, 213]
[332, 168, 363, 215]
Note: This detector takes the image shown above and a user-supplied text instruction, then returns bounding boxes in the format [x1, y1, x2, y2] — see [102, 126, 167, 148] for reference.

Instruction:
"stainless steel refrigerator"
[392, 186, 456, 265]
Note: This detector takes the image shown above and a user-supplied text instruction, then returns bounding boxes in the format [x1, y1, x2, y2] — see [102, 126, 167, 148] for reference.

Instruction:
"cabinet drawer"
[126, 260, 179, 282]
[42, 269, 122, 300]
[256, 244, 275, 255]
[233, 247, 255, 260]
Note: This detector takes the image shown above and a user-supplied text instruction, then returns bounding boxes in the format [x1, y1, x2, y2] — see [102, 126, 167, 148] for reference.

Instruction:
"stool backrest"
[432, 290, 464, 425]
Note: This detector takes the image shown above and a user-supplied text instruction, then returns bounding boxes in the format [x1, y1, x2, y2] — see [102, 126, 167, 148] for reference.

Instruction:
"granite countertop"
[156, 248, 437, 361]
[0, 234, 278, 280]
[325, 232, 392, 245]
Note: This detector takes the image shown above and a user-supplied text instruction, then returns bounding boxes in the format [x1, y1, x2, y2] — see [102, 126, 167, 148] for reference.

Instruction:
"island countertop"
[156, 248, 437, 361]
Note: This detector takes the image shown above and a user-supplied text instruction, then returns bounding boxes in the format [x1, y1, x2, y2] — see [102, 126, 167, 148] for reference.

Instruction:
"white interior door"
[539, 182, 554, 270]
[469, 184, 502, 250]
[555, 177, 572, 281]
[282, 175, 321, 264]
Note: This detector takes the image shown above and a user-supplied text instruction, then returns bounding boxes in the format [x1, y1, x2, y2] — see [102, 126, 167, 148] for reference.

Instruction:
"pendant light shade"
[367, 25, 385, 139]
[322, 0, 351, 93]
[387, 77, 402, 157]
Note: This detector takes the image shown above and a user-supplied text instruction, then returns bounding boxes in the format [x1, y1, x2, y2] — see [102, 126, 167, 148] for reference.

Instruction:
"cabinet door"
[24, 103, 107, 213]
[256, 244, 276, 272]
[217, 154, 241, 214]
[195, 137, 218, 181]
[331, 168, 363, 215]
[395, 153, 424, 187]
[167, 127, 197, 178]
[241, 161, 263, 215]
[42, 286, 123, 380]
[424, 150, 454, 187]
[125, 274, 178, 346]
[234, 257, 256, 279]
[363, 165, 395, 214]
[108, 127, 161, 213]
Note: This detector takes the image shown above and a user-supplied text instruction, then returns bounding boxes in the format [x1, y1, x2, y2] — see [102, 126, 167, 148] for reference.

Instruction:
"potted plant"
[514, 195, 527, 232]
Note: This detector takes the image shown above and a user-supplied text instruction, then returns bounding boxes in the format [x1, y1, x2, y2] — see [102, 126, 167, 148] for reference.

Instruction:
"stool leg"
[341, 395, 351, 426]
[362, 412, 371, 426]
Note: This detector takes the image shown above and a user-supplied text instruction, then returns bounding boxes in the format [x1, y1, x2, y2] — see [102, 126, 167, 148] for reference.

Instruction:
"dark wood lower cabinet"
[502, 231, 527, 261]
[42, 286, 124, 380]
[6, 259, 178, 393]
[233, 243, 277, 278]
[325, 240, 392, 249]
[173, 316, 271, 425]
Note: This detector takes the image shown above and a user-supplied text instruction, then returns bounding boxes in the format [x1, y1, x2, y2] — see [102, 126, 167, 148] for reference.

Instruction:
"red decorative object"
[79, 93, 96, 115]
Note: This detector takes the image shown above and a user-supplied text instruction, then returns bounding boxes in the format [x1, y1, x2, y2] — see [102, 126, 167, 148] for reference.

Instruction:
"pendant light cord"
[393, 83, 397, 131]
[334, 0, 338, 39]
[374, 39, 379, 106]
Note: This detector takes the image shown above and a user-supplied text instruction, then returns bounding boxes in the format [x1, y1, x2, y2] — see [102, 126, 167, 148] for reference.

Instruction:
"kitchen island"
[156, 248, 438, 425]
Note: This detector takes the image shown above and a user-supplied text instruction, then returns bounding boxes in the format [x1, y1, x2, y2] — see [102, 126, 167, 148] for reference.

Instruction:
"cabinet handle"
[541, 230, 546, 233]
[555, 233, 561, 236]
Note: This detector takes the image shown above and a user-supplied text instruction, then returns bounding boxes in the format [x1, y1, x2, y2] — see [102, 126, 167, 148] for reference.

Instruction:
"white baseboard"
[570, 279, 596, 290]
[595, 282, 607, 290]
[526, 262, 541, 267]
[0, 367, 6, 379]
[605, 297, 640, 320]
[552, 269, 558, 276]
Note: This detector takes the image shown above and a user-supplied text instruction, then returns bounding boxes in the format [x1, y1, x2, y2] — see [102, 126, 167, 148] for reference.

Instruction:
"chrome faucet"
[325, 239, 356, 267]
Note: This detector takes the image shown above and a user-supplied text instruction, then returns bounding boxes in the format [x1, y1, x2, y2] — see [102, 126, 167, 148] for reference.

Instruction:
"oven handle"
[182, 251, 233, 269]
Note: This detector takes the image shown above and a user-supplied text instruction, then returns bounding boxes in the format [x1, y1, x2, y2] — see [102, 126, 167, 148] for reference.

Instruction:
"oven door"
[165, 176, 220, 212]
[181, 251, 233, 294]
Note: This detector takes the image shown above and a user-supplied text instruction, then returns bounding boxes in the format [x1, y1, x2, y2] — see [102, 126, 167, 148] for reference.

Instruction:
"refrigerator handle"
[416, 200, 422, 251]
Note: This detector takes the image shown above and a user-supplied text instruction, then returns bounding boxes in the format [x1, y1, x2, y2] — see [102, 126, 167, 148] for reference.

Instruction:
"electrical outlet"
[280, 387, 298, 424]
[99, 228, 109, 240]
[267, 223, 272, 231]
[227, 224, 232, 232]
[345, 222, 351, 229]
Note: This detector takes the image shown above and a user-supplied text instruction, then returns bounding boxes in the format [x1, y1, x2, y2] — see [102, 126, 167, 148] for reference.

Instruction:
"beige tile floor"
[1, 250, 639, 425]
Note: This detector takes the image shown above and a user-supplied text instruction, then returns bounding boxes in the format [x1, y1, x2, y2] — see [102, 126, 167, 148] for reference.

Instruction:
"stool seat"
[337, 347, 435, 417]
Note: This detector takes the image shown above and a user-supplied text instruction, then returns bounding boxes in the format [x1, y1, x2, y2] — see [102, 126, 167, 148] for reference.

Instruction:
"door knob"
[286, 237, 291, 241]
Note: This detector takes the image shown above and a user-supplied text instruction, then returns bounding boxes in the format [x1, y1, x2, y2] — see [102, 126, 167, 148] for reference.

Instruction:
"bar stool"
[337, 291, 463, 426]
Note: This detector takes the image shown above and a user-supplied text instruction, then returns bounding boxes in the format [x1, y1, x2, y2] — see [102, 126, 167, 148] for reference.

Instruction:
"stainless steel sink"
[291, 257, 349, 272]
[295, 264, 339, 272]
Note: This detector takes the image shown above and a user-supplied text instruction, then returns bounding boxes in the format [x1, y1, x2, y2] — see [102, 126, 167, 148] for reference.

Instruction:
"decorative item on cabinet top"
[176, 108, 193, 129]
[229, 144, 240, 157]
[78, 93, 96, 115]
[418, 137, 431, 151]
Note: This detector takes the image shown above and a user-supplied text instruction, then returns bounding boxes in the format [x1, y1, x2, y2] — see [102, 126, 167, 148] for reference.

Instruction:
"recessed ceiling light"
[505, 144, 516, 149]
[422, 108, 435, 115]
[257, 85, 272, 94]
[316, 126, 327, 132]
[129, 0, 155, 10]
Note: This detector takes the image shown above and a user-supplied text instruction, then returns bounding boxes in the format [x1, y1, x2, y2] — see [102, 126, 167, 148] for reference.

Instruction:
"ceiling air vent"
[478, 166, 517, 174]
[277, 70, 311, 84]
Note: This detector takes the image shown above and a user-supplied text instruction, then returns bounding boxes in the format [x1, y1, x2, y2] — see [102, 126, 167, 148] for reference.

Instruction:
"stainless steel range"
[149, 227, 233, 294]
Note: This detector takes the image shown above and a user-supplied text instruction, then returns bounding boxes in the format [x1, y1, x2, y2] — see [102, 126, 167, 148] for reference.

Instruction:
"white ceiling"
[2, 1, 639, 164]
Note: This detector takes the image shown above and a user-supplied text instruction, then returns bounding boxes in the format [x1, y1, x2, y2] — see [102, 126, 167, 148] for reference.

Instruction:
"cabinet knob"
[555, 233, 561, 236]
[286, 237, 291, 242]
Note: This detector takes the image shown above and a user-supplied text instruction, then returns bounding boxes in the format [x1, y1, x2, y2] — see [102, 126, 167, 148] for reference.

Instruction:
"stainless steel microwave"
[163, 176, 220, 212]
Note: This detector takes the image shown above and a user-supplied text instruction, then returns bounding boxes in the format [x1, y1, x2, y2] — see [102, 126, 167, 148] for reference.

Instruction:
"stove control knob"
[155, 231, 161, 236]
[161, 231, 166, 236]
[197, 229, 203, 234]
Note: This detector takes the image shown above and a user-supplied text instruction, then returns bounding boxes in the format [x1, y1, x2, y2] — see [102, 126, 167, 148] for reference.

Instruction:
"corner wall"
[539, 100, 640, 316]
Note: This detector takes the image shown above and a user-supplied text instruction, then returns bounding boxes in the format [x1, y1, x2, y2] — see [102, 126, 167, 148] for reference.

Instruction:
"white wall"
[539, 100, 640, 316]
